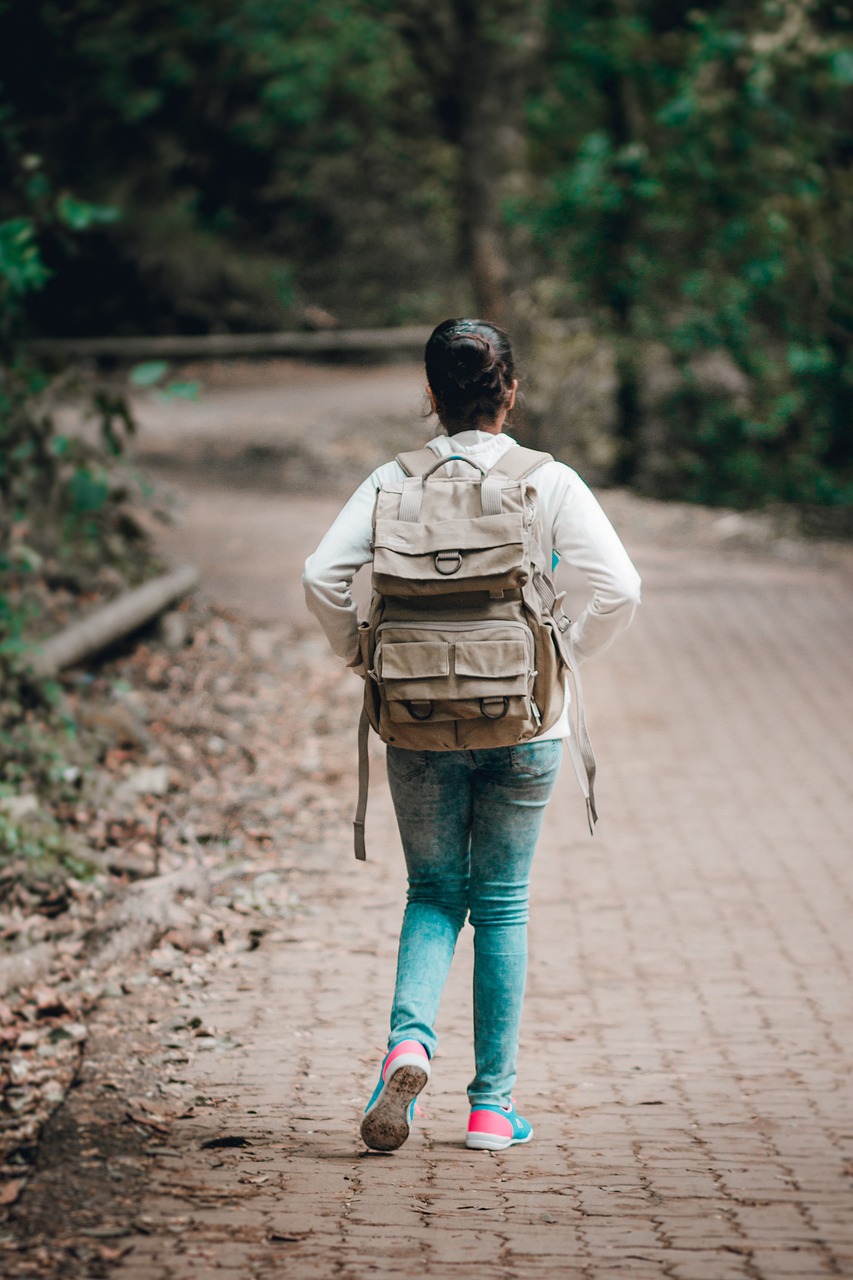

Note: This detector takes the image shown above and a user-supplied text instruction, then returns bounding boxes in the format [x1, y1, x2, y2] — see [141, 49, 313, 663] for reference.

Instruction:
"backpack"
[352, 445, 597, 859]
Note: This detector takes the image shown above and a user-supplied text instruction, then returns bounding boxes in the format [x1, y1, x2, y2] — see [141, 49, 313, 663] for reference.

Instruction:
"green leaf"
[161, 380, 201, 401]
[787, 344, 833, 375]
[68, 467, 110, 514]
[41, 680, 63, 706]
[829, 49, 853, 87]
[0, 219, 51, 295]
[129, 361, 169, 388]
[11, 439, 35, 462]
[56, 194, 120, 231]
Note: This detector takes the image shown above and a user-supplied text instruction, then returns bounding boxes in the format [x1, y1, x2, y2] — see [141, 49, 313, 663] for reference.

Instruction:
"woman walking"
[303, 318, 641, 1152]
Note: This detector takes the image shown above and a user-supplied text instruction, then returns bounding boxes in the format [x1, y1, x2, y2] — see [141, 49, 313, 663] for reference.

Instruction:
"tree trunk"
[30, 564, 198, 677]
[397, 0, 545, 324]
[457, 0, 545, 323]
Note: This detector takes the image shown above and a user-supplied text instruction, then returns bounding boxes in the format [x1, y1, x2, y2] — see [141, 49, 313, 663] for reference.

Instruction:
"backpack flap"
[373, 509, 529, 596]
[373, 459, 535, 598]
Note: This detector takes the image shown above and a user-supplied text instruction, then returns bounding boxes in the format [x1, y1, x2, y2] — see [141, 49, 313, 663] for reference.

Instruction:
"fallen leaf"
[15, 1028, 43, 1050]
[98, 1243, 133, 1262]
[31, 985, 71, 1018]
[125, 1109, 170, 1134]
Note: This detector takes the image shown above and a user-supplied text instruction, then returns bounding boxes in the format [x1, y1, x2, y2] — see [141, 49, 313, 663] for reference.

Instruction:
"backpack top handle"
[418, 453, 486, 481]
[398, 454, 504, 522]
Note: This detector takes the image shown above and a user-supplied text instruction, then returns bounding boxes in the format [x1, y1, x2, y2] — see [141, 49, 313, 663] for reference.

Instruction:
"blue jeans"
[385, 739, 562, 1108]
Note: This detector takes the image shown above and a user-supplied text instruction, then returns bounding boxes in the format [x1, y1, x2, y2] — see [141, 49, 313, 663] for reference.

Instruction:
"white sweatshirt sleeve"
[548, 465, 641, 662]
[302, 463, 399, 665]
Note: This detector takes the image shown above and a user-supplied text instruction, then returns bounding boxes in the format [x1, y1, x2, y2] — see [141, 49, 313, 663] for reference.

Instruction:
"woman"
[303, 318, 641, 1153]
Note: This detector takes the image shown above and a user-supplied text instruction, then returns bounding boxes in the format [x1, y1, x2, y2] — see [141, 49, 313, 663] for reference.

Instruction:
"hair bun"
[445, 332, 498, 386]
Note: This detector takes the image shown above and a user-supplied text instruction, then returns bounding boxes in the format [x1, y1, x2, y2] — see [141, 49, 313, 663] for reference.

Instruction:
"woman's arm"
[303, 466, 396, 664]
[550, 466, 642, 662]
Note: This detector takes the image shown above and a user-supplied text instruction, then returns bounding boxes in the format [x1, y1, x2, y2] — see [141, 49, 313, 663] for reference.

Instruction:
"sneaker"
[466, 1101, 533, 1151]
[360, 1040, 430, 1152]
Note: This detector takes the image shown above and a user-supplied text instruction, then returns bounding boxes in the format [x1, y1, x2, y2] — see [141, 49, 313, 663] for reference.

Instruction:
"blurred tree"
[390, 0, 546, 324]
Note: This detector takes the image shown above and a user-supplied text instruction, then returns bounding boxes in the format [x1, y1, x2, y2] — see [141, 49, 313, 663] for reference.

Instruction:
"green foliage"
[129, 362, 170, 388]
[0, 217, 51, 295]
[128, 361, 200, 400]
[0, 638, 84, 860]
[0, 104, 135, 535]
[0, 0, 454, 331]
[528, 0, 853, 507]
[2, 0, 851, 508]
[55, 194, 119, 232]
[0, 85, 148, 861]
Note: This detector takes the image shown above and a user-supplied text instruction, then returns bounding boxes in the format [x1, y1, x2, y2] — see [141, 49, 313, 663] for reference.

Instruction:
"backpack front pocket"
[374, 623, 535, 725]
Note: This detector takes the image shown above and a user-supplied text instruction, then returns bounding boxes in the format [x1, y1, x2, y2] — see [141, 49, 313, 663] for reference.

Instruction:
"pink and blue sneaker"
[360, 1040, 430, 1152]
[466, 1100, 533, 1151]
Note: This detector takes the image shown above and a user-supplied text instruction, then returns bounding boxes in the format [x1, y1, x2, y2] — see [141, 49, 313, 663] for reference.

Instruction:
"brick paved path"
[107, 490, 853, 1280]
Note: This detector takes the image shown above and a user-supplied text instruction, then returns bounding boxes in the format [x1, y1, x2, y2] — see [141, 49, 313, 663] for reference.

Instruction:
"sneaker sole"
[466, 1128, 534, 1151]
[360, 1064, 429, 1152]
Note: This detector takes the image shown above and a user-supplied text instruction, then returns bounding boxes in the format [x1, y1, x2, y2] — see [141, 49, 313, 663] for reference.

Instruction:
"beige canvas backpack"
[353, 446, 597, 859]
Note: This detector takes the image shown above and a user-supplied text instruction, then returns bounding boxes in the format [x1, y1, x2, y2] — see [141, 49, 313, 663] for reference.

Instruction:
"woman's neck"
[451, 410, 507, 436]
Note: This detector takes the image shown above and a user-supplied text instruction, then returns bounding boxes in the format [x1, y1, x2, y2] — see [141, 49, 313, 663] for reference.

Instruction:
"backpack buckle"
[435, 550, 462, 575]
[480, 697, 509, 720]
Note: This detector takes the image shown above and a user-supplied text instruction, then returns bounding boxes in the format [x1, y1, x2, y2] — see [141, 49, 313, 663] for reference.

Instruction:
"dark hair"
[424, 318, 516, 432]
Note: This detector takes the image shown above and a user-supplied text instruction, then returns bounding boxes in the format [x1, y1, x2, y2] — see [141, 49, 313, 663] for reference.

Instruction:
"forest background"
[3, 0, 852, 510]
[0, 0, 852, 861]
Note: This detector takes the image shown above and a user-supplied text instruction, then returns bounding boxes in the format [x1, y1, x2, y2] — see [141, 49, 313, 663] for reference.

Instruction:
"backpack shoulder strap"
[396, 447, 441, 477]
[488, 446, 554, 482]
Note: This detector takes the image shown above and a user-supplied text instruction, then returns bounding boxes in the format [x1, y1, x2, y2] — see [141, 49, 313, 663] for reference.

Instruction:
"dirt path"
[9, 362, 853, 1279]
[134, 358, 426, 621]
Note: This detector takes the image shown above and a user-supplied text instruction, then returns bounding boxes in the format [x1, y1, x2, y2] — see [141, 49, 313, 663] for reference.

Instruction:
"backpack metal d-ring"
[480, 697, 509, 720]
[405, 701, 434, 721]
[435, 550, 462, 575]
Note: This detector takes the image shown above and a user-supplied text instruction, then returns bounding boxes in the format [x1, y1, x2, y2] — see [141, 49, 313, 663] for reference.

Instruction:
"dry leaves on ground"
[0, 595, 359, 1207]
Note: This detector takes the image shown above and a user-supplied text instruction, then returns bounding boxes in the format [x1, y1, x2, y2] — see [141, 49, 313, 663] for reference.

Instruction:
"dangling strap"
[529, 566, 597, 833]
[562, 642, 598, 835]
[353, 706, 370, 860]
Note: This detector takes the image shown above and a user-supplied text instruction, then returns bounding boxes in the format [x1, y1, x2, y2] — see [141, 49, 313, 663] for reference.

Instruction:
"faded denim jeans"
[385, 739, 562, 1108]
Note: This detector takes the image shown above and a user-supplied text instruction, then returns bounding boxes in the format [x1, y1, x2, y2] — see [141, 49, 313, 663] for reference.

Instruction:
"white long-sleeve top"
[303, 430, 641, 740]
